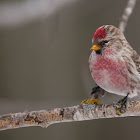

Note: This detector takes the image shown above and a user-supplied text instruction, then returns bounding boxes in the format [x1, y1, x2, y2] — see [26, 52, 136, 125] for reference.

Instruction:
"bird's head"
[91, 25, 123, 54]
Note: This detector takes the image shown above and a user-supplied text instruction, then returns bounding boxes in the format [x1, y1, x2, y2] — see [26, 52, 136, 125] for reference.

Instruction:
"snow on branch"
[119, 0, 136, 32]
[0, 101, 140, 131]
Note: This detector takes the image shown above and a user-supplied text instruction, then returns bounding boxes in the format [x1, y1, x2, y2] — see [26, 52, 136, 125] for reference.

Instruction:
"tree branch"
[118, 0, 136, 33]
[0, 0, 137, 131]
[0, 101, 140, 131]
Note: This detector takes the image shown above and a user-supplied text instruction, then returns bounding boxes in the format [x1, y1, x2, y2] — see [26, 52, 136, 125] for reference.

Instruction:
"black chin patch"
[95, 49, 102, 54]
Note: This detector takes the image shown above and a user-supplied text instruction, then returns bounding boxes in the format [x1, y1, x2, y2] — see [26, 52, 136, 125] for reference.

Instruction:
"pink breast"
[91, 55, 129, 92]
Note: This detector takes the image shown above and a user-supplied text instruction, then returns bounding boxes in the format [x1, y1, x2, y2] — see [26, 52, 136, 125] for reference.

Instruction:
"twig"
[118, 0, 136, 33]
[0, 101, 140, 131]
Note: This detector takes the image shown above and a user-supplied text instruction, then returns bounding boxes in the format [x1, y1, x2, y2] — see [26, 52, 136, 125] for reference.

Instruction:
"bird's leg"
[81, 84, 105, 105]
[115, 93, 129, 115]
[91, 84, 100, 99]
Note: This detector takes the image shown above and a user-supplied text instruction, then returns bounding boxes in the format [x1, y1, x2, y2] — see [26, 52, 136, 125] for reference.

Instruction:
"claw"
[116, 109, 121, 115]
[81, 99, 87, 105]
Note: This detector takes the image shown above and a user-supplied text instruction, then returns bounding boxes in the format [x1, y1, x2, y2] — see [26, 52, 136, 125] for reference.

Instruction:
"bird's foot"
[114, 93, 129, 115]
[80, 98, 100, 109]
[81, 98, 100, 105]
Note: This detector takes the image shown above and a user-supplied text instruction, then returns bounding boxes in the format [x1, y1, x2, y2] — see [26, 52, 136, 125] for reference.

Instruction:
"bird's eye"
[104, 40, 109, 43]
[99, 40, 109, 46]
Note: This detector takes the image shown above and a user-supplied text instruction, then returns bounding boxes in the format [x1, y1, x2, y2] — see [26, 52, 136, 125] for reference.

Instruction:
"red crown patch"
[93, 28, 107, 39]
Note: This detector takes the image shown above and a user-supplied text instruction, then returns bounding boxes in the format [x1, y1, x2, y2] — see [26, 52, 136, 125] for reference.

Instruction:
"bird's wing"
[122, 49, 140, 97]
[121, 48, 140, 77]
[131, 50, 140, 73]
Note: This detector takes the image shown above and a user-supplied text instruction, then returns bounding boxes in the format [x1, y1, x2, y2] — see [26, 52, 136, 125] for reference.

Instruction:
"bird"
[81, 25, 140, 113]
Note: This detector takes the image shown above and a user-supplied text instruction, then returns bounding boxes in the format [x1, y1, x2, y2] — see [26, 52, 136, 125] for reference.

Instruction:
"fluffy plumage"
[89, 25, 140, 98]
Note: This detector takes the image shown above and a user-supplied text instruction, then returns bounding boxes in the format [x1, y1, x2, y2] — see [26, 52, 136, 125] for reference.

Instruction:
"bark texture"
[0, 101, 140, 131]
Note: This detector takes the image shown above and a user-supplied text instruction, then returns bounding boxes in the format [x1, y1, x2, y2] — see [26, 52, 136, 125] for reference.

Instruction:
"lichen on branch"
[0, 101, 140, 131]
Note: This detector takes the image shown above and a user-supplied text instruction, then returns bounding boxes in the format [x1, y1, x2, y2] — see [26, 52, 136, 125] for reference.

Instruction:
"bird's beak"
[91, 45, 101, 50]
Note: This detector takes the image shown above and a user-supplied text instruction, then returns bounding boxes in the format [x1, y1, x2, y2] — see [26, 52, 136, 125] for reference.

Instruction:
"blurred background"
[0, 0, 140, 140]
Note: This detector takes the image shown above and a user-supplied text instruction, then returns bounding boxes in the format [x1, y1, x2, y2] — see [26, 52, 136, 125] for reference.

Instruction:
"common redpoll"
[82, 25, 140, 112]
